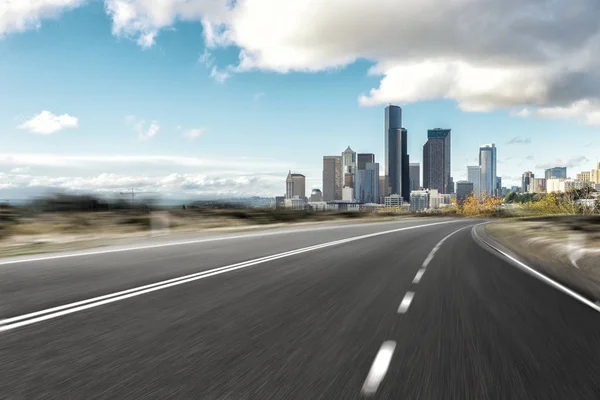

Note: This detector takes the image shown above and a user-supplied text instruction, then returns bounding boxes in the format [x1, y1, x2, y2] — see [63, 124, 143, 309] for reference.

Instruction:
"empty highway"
[1, 218, 599, 399]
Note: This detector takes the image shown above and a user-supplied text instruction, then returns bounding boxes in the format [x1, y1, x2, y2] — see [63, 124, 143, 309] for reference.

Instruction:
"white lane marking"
[0, 219, 420, 266]
[422, 224, 473, 267]
[0, 220, 461, 332]
[361, 341, 396, 396]
[412, 268, 426, 284]
[397, 291, 414, 314]
[472, 224, 600, 313]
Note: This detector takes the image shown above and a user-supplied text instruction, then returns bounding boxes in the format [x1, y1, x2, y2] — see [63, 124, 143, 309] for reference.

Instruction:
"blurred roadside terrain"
[0, 194, 410, 257]
[485, 216, 600, 302]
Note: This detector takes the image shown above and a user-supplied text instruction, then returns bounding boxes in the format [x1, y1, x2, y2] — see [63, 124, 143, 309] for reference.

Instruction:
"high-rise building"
[479, 144, 497, 197]
[357, 153, 375, 171]
[342, 146, 356, 200]
[292, 173, 305, 199]
[495, 177, 502, 197]
[521, 171, 534, 193]
[322, 156, 342, 201]
[545, 167, 567, 180]
[285, 171, 306, 199]
[422, 129, 451, 194]
[355, 162, 380, 203]
[285, 170, 293, 199]
[384, 105, 410, 201]
[592, 163, 600, 183]
[409, 163, 420, 190]
[577, 171, 591, 182]
[530, 178, 546, 193]
[467, 166, 481, 197]
[456, 181, 474, 203]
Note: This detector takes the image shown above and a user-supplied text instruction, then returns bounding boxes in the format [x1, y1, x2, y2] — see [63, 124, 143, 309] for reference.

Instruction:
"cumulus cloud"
[5, 1, 600, 124]
[99, 0, 600, 123]
[18, 111, 79, 134]
[514, 99, 600, 126]
[507, 137, 532, 145]
[0, 0, 84, 37]
[182, 128, 205, 140]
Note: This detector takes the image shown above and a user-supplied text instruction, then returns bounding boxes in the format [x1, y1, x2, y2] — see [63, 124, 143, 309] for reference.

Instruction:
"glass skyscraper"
[423, 129, 452, 194]
[479, 144, 497, 197]
[385, 105, 409, 201]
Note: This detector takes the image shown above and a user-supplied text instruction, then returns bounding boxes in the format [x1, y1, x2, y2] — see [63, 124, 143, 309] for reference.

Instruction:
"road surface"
[0, 218, 599, 399]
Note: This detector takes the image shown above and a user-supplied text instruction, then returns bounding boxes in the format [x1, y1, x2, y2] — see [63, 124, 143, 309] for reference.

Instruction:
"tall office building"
[467, 166, 481, 197]
[357, 153, 375, 171]
[479, 144, 497, 197]
[355, 163, 380, 203]
[292, 173, 305, 199]
[423, 129, 452, 194]
[342, 146, 356, 198]
[545, 167, 567, 180]
[409, 163, 420, 190]
[322, 156, 342, 201]
[285, 171, 306, 199]
[384, 105, 410, 201]
[522, 171, 534, 193]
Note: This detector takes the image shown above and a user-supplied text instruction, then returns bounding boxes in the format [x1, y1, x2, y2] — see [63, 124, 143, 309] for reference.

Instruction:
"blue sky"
[1, 0, 599, 199]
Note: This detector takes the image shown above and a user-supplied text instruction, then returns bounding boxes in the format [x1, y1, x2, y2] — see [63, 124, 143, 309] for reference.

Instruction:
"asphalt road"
[1, 218, 599, 399]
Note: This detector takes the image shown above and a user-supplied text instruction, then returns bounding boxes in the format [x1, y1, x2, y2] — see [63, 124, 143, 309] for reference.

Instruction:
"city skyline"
[1, 1, 600, 200]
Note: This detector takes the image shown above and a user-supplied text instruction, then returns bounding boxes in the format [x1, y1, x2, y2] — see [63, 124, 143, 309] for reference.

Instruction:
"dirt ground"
[485, 216, 600, 301]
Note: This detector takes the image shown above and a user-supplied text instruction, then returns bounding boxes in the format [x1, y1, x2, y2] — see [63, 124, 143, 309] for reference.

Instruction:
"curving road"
[0, 218, 599, 399]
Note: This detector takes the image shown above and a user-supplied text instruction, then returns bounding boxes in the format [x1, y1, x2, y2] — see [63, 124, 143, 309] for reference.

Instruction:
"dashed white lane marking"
[0, 220, 461, 333]
[472, 224, 600, 313]
[361, 341, 396, 396]
[412, 268, 426, 284]
[397, 291, 415, 314]
[422, 224, 473, 268]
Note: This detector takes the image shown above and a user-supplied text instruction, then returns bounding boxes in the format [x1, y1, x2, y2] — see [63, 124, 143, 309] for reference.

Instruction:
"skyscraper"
[385, 105, 410, 201]
[355, 162, 380, 203]
[467, 166, 481, 197]
[522, 171, 534, 193]
[479, 144, 497, 197]
[322, 156, 342, 201]
[545, 167, 567, 180]
[422, 129, 452, 194]
[409, 163, 420, 190]
[357, 153, 375, 171]
[495, 176, 502, 197]
[341, 146, 356, 201]
[291, 173, 306, 199]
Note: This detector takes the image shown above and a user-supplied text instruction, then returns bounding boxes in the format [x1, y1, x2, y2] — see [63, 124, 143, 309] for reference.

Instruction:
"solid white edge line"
[397, 291, 415, 314]
[0, 219, 419, 266]
[0, 220, 461, 332]
[472, 224, 600, 313]
[422, 224, 473, 267]
[412, 268, 426, 284]
[361, 341, 396, 396]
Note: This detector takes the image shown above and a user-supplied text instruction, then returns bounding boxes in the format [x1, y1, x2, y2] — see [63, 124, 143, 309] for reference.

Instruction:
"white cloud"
[183, 128, 205, 140]
[10, 167, 30, 173]
[125, 115, 159, 140]
[507, 137, 532, 145]
[0, 153, 294, 171]
[210, 66, 230, 83]
[0, 0, 84, 37]
[513, 99, 600, 126]
[17, 111, 79, 134]
[536, 156, 590, 170]
[100, 0, 600, 123]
